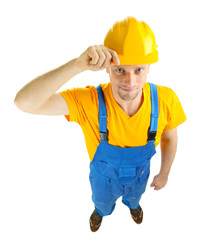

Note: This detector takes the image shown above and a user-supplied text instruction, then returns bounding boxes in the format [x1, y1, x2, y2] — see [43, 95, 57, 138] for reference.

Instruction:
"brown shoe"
[130, 205, 143, 224]
[89, 210, 103, 232]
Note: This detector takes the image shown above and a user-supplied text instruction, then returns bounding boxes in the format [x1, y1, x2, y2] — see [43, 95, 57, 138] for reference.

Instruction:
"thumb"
[150, 178, 156, 187]
[150, 182, 154, 187]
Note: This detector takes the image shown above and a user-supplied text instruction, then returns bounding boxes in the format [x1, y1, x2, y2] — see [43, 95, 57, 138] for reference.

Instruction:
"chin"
[118, 92, 138, 101]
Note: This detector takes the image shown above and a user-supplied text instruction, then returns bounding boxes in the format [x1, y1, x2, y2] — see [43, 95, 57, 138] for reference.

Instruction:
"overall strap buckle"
[148, 131, 157, 141]
[100, 131, 108, 141]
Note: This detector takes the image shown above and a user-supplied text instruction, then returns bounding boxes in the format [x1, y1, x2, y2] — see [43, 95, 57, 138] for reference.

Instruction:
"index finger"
[108, 49, 120, 65]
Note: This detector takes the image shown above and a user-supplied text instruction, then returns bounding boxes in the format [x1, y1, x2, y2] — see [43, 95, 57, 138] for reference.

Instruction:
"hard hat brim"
[112, 50, 159, 65]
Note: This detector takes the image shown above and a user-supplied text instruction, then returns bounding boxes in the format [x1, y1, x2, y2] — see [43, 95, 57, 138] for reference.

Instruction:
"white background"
[1, 0, 200, 239]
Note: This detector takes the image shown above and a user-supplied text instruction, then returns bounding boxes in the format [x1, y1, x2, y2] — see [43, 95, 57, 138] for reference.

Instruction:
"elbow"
[14, 91, 25, 111]
[14, 91, 33, 113]
[161, 128, 178, 144]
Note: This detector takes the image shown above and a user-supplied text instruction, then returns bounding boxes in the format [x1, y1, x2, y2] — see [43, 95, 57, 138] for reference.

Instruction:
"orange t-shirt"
[59, 82, 186, 161]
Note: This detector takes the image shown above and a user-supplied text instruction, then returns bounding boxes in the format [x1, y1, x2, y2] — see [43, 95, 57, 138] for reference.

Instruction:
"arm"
[150, 127, 178, 190]
[14, 58, 83, 115]
[14, 45, 120, 115]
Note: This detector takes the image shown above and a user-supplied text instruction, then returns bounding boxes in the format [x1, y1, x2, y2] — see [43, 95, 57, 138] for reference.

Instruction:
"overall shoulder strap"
[148, 83, 159, 142]
[96, 85, 108, 141]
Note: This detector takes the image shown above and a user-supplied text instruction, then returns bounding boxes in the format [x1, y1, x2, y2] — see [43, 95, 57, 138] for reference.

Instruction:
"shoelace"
[132, 206, 143, 218]
[94, 212, 101, 221]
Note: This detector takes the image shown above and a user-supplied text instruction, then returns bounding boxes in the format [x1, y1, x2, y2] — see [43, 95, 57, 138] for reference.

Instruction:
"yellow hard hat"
[104, 17, 158, 65]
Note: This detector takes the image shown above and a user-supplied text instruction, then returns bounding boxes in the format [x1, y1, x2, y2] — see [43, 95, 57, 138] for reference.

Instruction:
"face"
[106, 64, 150, 102]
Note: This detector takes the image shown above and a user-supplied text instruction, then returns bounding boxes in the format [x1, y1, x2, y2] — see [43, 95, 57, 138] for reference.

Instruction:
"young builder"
[15, 17, 186, 232]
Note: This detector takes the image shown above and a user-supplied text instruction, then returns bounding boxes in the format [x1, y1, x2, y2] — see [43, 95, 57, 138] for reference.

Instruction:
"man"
[15, 17, 186, 232]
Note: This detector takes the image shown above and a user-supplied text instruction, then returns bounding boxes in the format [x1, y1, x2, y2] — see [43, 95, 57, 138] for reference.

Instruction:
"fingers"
[108, 48, 120, 65]
[76, 45, 120, 71]
[87, 46, 100, 65]
[101, 47, 120, 67]
[150, 177, 160, 190]
[150, 181, 160, 190]
[150, 175, 167, 190]
[150, 182, 155, 188]
[151, 183, 161, 190]
[90, 45, 107, 67]
[87, 45, 120, 70]
[150, 180, 158, 190]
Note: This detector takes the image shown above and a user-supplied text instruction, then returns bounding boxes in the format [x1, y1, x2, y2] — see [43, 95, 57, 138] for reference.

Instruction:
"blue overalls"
[89, 83, 159, 217]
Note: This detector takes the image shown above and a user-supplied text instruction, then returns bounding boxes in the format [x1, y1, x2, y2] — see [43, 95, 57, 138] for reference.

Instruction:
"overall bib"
[89, 83, 159, 217]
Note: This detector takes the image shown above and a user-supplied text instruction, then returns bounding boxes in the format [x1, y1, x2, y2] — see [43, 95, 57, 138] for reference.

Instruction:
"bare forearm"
[151, 128, 178, 190]
[160, 137, 178, 176]
[14, 58, 83, 111]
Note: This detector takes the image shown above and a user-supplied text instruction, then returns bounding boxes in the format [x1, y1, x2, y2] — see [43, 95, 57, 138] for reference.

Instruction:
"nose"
[125, 71, 136, 87]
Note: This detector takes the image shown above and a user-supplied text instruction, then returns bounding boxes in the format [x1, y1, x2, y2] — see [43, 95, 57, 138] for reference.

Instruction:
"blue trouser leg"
[90, 172, 123, 216]
[95, 199, 116, 216]
[122, 192, 141, 210]
[122, 172, 150, 209]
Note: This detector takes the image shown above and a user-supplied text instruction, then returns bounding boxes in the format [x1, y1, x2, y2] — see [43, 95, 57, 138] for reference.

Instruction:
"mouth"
[120, 87, 138, 93]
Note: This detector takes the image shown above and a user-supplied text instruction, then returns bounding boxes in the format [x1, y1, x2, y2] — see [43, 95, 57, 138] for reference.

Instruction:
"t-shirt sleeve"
[59, 86, 97, 125]
[164, 89, 187, 130]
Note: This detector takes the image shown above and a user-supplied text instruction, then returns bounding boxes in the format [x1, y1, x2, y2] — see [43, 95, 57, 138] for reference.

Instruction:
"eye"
[137, 68, 143, 73]
[116, 68, 124, 73]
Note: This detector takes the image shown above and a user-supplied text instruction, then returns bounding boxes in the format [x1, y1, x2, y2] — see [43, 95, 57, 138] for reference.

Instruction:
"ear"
[147, 64, 150, 73]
